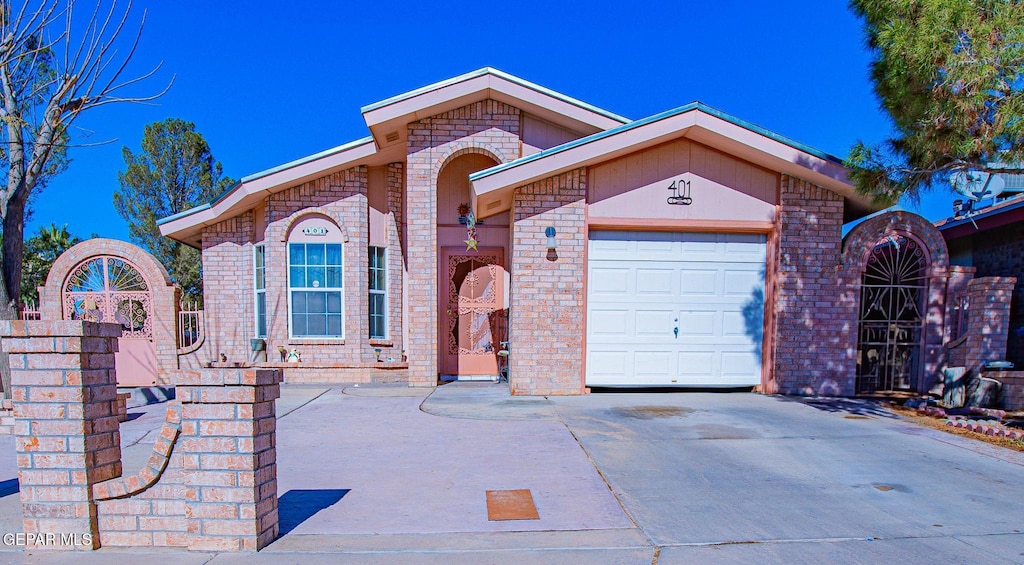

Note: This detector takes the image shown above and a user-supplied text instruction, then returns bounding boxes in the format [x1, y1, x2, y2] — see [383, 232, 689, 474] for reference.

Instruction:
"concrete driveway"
[0, 383, 1022, 564]
[549, 391, 1024, 563]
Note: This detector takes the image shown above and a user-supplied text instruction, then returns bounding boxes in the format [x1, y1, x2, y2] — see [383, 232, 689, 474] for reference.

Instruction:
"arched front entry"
[63, 255, 158, 386]
[436, 150, 510, 379]
[38, 238, 181, 387]
[856, 234, 928, 393]
[841, 211, 951, 396]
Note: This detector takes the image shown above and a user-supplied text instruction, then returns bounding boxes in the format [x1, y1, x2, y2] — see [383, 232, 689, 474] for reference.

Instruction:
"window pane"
[292, 291, 307, 312]
[327, 292, 342, 313]
[307, 267, 325, 288]
[307, 314, 326, 336]
[255, 246, 265, 270]
[370, 316, 384, 339]
[327, 314, 342, 336]
[257, 294, 266, 338]
[327, 244, 342, 265]
[306, 291, 326, 313]
[326, 267, 342, 288]
[307, 244, 325, 266]
[289, 244, 305, 265]
[291, 313, 306, 336]
[290, 266, 305, 288]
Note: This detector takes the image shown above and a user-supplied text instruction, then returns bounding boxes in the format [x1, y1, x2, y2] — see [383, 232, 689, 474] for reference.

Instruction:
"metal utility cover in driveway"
[486, 489, 540, 521]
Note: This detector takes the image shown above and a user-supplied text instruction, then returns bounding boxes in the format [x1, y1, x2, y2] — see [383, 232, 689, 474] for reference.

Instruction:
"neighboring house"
[937, 189, 1024, 368]
[159, 67, 960, 396]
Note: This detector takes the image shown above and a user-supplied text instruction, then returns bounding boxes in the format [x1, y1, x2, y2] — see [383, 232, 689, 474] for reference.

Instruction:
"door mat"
[485, 489, 540, 521]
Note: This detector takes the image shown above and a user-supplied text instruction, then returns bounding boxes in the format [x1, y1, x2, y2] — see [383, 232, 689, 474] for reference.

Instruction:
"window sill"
[287, 339, 345, 346]
[369, 340, 393, 347]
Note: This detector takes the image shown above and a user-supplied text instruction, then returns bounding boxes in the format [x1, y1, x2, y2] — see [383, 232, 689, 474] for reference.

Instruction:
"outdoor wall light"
[545, 226, 557, 250]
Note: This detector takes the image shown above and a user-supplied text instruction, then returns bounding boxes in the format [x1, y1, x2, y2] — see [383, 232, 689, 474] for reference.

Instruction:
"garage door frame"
[583, 218, 777, 390]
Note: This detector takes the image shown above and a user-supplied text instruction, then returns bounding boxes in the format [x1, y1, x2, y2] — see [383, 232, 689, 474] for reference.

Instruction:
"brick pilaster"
[176, 368, 280, 552]
[0, 320, 123, 550]
[964, 276, 1017, 371]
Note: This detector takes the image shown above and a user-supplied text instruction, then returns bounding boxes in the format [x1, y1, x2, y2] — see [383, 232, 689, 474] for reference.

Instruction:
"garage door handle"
[673, 326, 679, 339]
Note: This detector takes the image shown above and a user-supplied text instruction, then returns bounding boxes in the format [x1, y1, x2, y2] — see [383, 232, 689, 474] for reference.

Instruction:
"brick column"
[0, 320, 123, 550]
[964, 276, 1018, 371]
[176, 368, 280, 551]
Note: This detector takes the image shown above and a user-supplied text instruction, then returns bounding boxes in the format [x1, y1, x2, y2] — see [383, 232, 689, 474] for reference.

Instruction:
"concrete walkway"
[0, 382, 1022, 563]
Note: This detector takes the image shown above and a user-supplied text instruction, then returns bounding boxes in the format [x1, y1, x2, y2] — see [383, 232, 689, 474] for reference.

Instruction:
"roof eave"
[470, 104, 877, 220]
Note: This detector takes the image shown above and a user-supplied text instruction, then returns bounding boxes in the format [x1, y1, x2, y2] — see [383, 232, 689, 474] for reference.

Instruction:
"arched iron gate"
[856, 235, 928, 394]
[62, 256, 157, 386]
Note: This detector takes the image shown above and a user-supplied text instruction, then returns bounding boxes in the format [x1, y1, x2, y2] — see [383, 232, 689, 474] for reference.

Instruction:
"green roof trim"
[156, 136, 375, 227]
[470, 102, 845, 183]
[359, 67, 630, 125]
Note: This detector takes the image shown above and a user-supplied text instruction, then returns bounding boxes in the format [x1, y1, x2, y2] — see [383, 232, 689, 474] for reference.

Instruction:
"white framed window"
[288, 242, 344, 338]
[254, 244, 267, 338]
[369, 246, 387, 339]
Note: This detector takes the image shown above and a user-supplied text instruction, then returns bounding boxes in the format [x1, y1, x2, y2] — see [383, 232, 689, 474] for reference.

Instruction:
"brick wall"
[509, 169, 587, 395]
[405, 100, 521, 385]
[0, 321, 123, 550]
[967, 221, 1024, 367]
[944, 265, 976, 367]
[0, 321, 282, 552]
[772, 176, 848, 395]
[200, 165, 410, 374]
[202, 212, 256, 366]
[963, 276, 1017, 371]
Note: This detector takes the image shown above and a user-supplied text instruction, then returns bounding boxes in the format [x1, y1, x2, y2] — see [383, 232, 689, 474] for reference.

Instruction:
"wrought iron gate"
[856, 235, 927, 394]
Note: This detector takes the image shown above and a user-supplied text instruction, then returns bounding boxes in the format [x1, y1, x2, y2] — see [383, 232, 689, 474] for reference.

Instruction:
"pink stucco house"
[157, 68, 938, 396]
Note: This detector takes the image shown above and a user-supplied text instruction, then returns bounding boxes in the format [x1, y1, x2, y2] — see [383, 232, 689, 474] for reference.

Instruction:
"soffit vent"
[486, 200, 502, 210]
[385, 131, 400, 143]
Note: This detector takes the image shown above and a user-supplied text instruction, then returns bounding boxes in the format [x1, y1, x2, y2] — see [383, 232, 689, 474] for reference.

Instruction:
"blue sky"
[30, 0, 951, 241]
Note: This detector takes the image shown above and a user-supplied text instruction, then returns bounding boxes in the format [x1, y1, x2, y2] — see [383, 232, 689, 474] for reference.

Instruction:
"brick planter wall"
[0, 320, 281, 552]
[0, 321, 123, 550]
[963, 276, 1017, 372]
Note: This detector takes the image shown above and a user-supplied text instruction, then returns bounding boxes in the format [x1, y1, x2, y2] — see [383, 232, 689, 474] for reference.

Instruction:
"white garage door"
[586, 231, 767, 387]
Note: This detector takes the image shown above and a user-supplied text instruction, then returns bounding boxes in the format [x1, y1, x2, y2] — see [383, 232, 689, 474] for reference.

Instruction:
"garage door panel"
[587, 231, 766, 387]
[590, 267, 630, 294]
[681, 270, 718, 295]
[721, 352, 760, 377]
[588, 350, 629, 378]
[636, 269, 674, 294]
[634, 351, 673, 378]
[590, 309, 630, 337]
[678, 311, 716, 336]
[724, 270, 762, 296]
[677, 352, 716, 375]
[635, 309, 675, 337]
[722, 311, 750, 337]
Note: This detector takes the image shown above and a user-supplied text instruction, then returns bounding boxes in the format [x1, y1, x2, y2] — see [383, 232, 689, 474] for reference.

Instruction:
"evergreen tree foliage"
[848, 0, 1024, 203]
[114, 118, 234, 300]
[20, 223, 81, 304]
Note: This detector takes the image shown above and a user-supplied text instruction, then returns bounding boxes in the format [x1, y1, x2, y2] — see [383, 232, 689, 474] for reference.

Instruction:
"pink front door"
[440, 248, 506, 377]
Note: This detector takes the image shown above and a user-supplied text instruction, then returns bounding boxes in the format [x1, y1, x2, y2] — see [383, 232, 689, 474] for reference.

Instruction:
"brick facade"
[772, 176, 848, 395]
[509, 169, 587, 395]
[404, 100, 521, 385]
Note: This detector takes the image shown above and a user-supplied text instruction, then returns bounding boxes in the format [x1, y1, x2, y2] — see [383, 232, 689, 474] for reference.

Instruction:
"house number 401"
[667, 179, 692, 205]
[302, 227, 329, 236]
